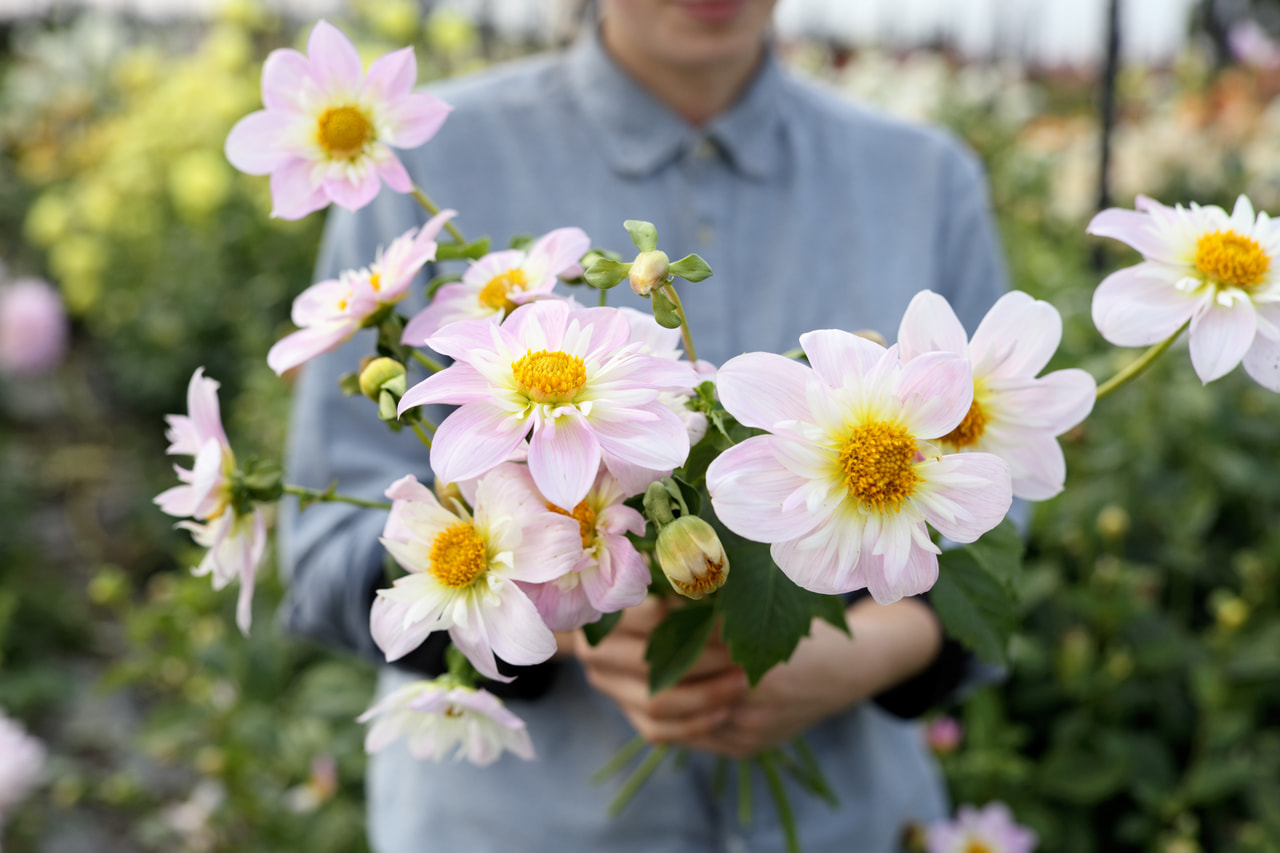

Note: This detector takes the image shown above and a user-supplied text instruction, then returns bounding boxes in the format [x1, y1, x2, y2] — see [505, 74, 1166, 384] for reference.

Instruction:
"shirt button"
[697, 223, 715, 245]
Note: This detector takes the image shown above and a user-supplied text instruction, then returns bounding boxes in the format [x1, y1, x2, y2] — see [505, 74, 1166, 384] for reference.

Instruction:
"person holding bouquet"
[278, 0, 1008, 849]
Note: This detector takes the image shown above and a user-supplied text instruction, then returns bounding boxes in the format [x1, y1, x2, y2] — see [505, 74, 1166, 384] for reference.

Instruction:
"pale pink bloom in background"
[225, 20, 451, 219]
[1088, 194, 1280, 391]
[924, 715, 964, 755]
[0, 711, 45, 827]
[359, 679, 534, 766]
[707, 331, 1012, 603]
[267, 209, 455, 374]
[398, 300, 699, 510]
[927, 801, 1038, 853]
[402, 227, 591, 343]
[154, 368, 265, 634]
[897, 290, 1095, 500]
[371, 469, 582, 681]
[516, 465, 649, 631]
[0, 278, 68, 376]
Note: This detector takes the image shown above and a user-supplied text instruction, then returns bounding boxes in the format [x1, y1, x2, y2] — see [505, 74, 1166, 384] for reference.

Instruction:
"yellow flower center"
[668, 558, 727, 598]
[317, 105, 374, 160]
[428, 522, 488, 588]
[478, 268, 528, 313]
[511, 349, 587, 404]
[1194, 230, 1270, 290]
[837, 421, 920, 512]
[369, 271, 382, 293]
[964, 841, 996, 853]
[547, 500, 597, 548]
[940, 397, 988, 450]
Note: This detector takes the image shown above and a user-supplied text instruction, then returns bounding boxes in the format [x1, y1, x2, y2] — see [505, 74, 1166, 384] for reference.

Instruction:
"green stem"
[411, 421, 433, 450]
[283, 485, 391, 510]
[758, 754, 800, 853]
[737, 759, 753, 827]
[1095, 321, 1188, 400]
[591, 735, 648, 784]
[411, 185, 467, 246]
[660, 283, 697, 362]
[411, 350, 446, 373]
[606, 744, 670, 817]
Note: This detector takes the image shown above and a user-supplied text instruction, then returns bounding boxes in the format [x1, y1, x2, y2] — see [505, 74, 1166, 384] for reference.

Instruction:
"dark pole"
[1094, 0, 1123, 271]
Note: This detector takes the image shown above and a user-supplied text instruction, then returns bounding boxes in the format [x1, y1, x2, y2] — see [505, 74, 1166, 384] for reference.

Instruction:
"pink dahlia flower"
[224, 20, 451, 219]
[359, 679, 534, 766]
[706, 331, 1012, 603]
[927, 802, 1038, 853]
[397, 300, 699, 510]
[0, 711, 45, 825]
[516, 465, 649, 631]
[897, 290, 1096, 500]
[372, 468, 583, 681]
[0, 278, 68, 376]
[1088, 194, 1280, 391]
[154, 368, 265, 634]
[267, 209, 455, 374]
[402, 226, 591, 344]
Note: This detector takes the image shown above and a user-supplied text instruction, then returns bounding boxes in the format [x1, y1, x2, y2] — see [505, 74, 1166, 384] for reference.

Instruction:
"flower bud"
[923, 716, 963, 755]
[655, 515, 729, 600]
[358, 357, 407, 401]
[629, 250, 670, 296]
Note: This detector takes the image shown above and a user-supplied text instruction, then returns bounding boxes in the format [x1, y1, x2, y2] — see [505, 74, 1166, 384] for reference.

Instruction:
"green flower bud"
[358, 357, 407, 401]
[629, 249, 670, 296]
[655, 515, 729, 600]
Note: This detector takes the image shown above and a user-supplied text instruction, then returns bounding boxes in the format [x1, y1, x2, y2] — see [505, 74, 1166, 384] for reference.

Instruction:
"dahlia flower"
[225, 20, 451, 219]
[267, 209, 455, 374]
[0, 711, 45, 825]
[371, 468, 583, 681]
[897, 290, 1096, 500]
[0, 278, 68, 376]
[1088, 194, 1280, 391]
[927, 802, 1038, 853]
[359, 679, 535, 766]
[402, 226, 591, 343]
[397, 300, 699, 510]
[706, 331, 1012, 603]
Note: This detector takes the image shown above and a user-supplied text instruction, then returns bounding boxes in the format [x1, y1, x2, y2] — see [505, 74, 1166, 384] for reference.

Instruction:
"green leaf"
[930, 525, 1024, 665]
[646, 603, 718, 693]
[582, 610, 622, 647]
[668, 253, 713, 282]
[651, 288, 683, 329]
[678, 428, 732, 488]
[623, 219, 658, 253]
[435, 237, 491, 261]
[584, 258, 632, 290]
[425, 272, 462, 299]
[507, 233, 533, 251]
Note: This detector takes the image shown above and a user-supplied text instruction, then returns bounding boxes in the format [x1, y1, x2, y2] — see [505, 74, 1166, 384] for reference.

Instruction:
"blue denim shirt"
[279, 26, 1008, 853]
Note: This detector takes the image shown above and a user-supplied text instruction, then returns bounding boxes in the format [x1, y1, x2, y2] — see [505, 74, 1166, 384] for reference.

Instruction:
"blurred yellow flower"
[169, 149, 233, 220]
[49, 235, 108, 314]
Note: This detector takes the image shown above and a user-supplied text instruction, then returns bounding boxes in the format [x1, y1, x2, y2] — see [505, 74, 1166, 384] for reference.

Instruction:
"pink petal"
[269, 159, 328, 220]
[601, 457, 668, 496]
[799, 328, 885, 389]
[527, 227, 591, 279]
[968, 291, 1062, 378]
[402, 287, 488, 344]
[376, 154, 413, 194]
[1189, 299, 1256, 383]
[323, 171, 383, 213]
[419, 315, 500, 361]
[706, 438, 820, 542]
[716, 352, 813, 429]
[224, 111, 293, 175]
[260, 48, 313, 112]
[371, 594, 436, 661]
[398, 364, 494, 411]
[1087, 205, 1179, 263]
[187, 367, 227, 447]
[896, 290, 968, 360]
[1242, 319, 1280, 391]
[770, 516, 866, 595]
[291, 279, 348, 326]
[914, 452, 1012, 543]
[571, 306, 633, 359]
[430, 404, 531, 484]
[234, 513, 267, 635]
[361, 46, 416, 103]
[999, 435, 1068, 500]
[897, 350, 973, 438]
[519, 578, 598, 632]
[382, 92, 453, 149]
[528, 411, 602, 511]
[861, 529, 939, 604]
[988, 368, 1096, 433]
[474, 586, 559, 668]
[306, 20, 363, 96]
[580, 535, 649, 612]
[267, 321, 356, 374]
[590, 404, 690, 470]
[1091, 265, 1199, 346]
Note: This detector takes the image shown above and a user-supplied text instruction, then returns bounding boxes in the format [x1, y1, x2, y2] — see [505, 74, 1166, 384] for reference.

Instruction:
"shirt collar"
[565, 26, 785, 180]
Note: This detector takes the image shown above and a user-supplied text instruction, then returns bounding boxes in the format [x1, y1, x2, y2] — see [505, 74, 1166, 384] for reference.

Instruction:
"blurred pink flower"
[923, 715, 963, 755]
[398, 300, 699, 510]
[267, 209, 455, 374]
[897, 290, 1095, 500]
[707, 331, 1011, 603]
[372, 468, 582, 681]
[927, 802, 1038, 853]
[402, 226, 591, 343]
[359, 679, 534, 766]
[225, 20, 451, 219]
[1088, 194, 1280, 391]
[0, 278, 68, 376]
[0, 711, 45, 826]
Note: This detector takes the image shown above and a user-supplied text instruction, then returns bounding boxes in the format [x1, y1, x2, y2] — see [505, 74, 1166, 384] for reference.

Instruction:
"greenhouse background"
[1, 0, 1279, 850]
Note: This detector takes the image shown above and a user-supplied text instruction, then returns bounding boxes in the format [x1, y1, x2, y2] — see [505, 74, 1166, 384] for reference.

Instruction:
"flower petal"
[913, 452, 1011, 543]
[362, 46, 416, 103]
[1189, 298, 1256, 383]
[896, 290, 968, 360]
[1092, 265, 1199, 346]
[260, 48, 314, 111]
[307, 20, 363, 96]
[382, 92, 453, 149]
[267, 321, 356, 374]
[799, 328, 885, 389]
[706, 437, 820, 542]
[968, 291, 1063, 379]
[1242, 315, 1280, 391]
[528, 410, 601, 510]
[716, 352, 814, 429]
[269, 159, 328, 220]
[897, 350, 973, 439]
[224, 110, 293, 175]
[430, 404, 530, 485]
[323, 171, 383, 213]
[1087, 204, 1180, 263]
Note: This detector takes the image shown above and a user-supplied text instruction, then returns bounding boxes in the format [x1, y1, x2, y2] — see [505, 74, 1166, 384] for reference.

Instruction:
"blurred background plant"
[1, 0, 1279, 851]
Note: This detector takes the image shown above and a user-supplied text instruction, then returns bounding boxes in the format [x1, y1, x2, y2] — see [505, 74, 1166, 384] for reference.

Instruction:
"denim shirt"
[278, 26, 1008, 853]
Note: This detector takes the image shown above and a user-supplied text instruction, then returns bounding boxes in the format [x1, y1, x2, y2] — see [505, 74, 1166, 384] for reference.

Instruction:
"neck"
[599, 24, 765, 126]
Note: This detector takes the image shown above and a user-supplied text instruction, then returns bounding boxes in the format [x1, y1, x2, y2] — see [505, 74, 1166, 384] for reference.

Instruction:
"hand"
[572, 596, 750, 745]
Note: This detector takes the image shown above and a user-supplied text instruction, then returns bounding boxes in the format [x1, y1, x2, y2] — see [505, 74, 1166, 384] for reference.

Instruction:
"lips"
[677, 0, 749, 25]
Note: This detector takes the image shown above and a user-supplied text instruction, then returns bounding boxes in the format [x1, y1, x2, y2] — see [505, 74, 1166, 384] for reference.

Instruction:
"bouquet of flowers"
[153, 20, 1280, 851]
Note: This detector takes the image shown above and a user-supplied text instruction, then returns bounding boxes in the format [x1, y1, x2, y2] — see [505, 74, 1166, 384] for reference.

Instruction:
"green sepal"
[582, 610, 622, 647]
[240, 458, 284, 504]
[623, 219, 659, 253]
[651, 288, 683, 329]
[669, 253, 713, 282]
[929, 520, 1024, 666]
[584, 258, 632, 290]
[377, 389, 399, 421]
[338, 372, 362, 396]
[435, 237, 491, 261]
[507, 233, 533, 251]
[646, 602, 718, 693]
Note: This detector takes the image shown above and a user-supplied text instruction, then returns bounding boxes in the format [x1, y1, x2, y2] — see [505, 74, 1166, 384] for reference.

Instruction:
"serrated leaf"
[652, 288, 683, 329]
[669, 253, 713, 282]
[930, 530, 1023, 665]
[584, 258, 632, 290]
[646, 603, 717, 693]
[624, 219, 659, 253]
